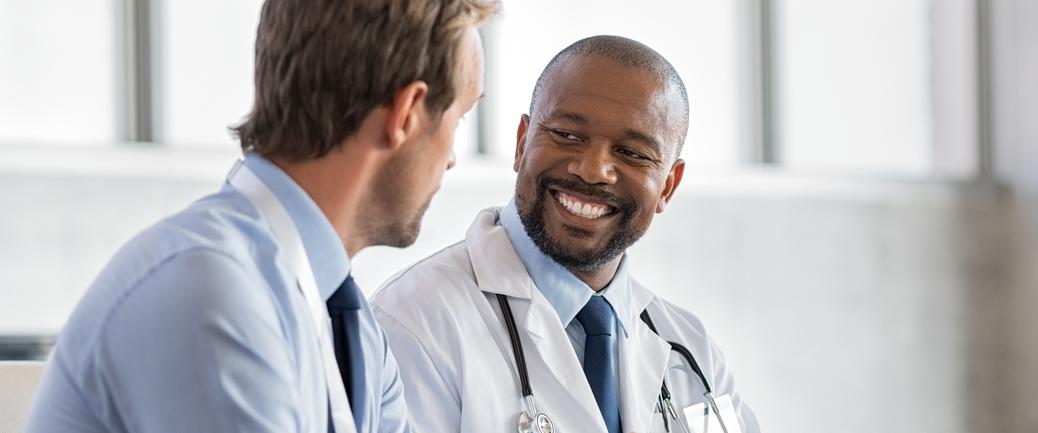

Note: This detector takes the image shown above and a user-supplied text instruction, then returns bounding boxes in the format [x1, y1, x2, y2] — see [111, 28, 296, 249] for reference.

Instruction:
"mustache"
[536, 176, 625, 209]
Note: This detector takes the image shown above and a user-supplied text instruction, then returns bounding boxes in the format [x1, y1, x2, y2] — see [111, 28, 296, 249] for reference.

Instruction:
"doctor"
[372, 35, 761, 433]
[25, 0, 498, 432]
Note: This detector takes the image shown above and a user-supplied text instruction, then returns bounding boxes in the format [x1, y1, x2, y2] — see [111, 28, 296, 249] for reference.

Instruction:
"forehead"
[534, 55, 683, 149]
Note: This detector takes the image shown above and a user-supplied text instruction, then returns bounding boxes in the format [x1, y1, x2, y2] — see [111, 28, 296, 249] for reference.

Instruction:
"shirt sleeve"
[93, 248, 303, 433]
[373, 306, 461, 433]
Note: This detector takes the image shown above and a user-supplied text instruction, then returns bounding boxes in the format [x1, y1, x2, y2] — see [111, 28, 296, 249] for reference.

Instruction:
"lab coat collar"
[628, 275, 657, 325]
[498, 199, 639, 337]
[238, 152, 350, 300]
[465, 207, 537, 300]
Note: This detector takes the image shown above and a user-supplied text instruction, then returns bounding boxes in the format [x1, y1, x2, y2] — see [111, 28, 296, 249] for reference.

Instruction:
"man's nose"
[446, 149, 457, 171]
[566, 141, 617, 185]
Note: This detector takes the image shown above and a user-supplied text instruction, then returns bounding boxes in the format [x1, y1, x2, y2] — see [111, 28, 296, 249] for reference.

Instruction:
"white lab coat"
[372, 207, 761, 433]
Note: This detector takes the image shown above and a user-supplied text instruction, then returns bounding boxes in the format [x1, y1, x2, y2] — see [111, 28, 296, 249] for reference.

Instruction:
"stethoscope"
[496, 294, 732, 433]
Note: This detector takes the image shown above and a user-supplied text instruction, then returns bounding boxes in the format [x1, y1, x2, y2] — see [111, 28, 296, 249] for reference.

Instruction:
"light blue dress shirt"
[498, 199, 635, 387]
[25, 153, 411, 433]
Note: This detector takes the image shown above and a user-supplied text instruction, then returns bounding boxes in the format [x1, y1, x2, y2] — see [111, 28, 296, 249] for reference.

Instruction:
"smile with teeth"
[554, 191, 613, 219]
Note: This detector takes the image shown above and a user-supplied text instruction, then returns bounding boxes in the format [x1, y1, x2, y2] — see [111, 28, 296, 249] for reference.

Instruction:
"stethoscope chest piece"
[517, 410, 555, 433]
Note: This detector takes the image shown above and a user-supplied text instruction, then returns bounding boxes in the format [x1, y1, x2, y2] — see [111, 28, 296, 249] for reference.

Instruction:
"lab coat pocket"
[647, 399, 686, 433]
[681, 394, 743, 433]
[647, 404, 664, 433]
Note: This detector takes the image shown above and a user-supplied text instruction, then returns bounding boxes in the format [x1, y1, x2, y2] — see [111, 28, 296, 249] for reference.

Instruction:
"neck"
[270, 147, 377, 257]
[568, 256, 623, 292]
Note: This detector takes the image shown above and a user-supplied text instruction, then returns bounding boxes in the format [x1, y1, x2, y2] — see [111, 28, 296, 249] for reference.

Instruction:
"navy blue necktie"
[326, 275, 366, 431]
[576, 296, 622, 433]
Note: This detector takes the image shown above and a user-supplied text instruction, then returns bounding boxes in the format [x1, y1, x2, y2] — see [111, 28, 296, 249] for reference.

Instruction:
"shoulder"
[125, 247, 270, 311]
[106, 188, 271, 288]
[371, 240, 476, 312]
[637, 279, 711, 342]
[370, 240, 483, 335]
[55, 190, 282, 369]
[66, 247, 274, 353]
[636, 279, 740, 376]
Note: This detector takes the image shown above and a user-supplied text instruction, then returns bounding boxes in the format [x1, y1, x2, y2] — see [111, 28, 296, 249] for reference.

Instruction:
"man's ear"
[384, 81, 430, 150]
[513, 114, 530, 173]
[656, 159, 685, 213]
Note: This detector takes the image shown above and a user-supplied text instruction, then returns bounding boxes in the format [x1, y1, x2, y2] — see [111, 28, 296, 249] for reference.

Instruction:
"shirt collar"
[499, 199, 636, 337]
[242, 152, 350, 300]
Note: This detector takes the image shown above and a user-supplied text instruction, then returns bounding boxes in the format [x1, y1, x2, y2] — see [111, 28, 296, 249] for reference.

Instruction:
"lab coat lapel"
[467, 208, 534, 299]
[518, 290, 609, 432]
[466, 207, 608, 433]
[619, 285, 670, 433]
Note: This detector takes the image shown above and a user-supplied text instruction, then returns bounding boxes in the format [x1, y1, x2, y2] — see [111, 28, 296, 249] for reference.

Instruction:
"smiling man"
[372, 36, 761, 433]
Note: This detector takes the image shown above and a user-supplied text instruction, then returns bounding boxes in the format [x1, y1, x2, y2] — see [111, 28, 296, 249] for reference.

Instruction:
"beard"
[515, 175, 645, 273]
[361, 151, 434, 248]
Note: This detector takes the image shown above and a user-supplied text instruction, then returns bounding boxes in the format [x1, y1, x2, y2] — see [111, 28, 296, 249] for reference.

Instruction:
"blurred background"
[1, 0, 1036, 432]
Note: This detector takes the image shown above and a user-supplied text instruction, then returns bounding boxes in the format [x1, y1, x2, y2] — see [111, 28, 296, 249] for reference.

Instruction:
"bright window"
[486, 0, 742, 166]
[0, 0, 117, 144]
[774, 0, 937, 174]
[157, 0, 264, 147]
[0, 0, 980, 178]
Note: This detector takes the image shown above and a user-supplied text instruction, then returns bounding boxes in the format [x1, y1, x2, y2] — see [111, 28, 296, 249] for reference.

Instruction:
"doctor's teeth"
[556, 193, 608, 219]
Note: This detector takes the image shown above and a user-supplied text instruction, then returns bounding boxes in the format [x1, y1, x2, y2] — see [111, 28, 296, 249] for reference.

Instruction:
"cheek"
[420, 119, 460, 180]
[630, 174, 668, 210]
[517, 145, 555, 174]
[437, 118, 459, 155]
[516, 150, 549, 186]
[443, 128, 457, 155]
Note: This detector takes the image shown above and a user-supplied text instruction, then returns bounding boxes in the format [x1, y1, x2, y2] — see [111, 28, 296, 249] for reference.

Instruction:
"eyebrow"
[545, 110, 587, 125]
[545, 109, 664, 155]
[622, 129, 663, 154]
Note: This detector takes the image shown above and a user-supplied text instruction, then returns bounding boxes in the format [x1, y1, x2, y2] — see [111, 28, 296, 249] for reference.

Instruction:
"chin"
[372, 190, 435, 248]
[385, 221, 422, 248]
[546, 245, 619, 273]
[537, 228, 619, 272]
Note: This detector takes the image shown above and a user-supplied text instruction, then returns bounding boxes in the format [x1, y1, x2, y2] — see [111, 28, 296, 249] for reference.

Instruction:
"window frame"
[106, 0, 998, 181]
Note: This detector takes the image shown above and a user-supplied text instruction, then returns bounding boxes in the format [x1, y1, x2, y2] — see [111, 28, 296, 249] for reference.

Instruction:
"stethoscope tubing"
[637, 310, 712, 395]
[497, 294, 535, 398]
[496, 293, 725, 433]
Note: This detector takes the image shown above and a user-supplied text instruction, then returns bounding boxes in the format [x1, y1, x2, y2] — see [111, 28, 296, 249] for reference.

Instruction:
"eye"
[616, 147, 649, 161]
[548, 129, 582, 142]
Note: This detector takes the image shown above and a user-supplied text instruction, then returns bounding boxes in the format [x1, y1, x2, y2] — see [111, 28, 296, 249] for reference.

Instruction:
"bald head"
[530, 35, 690, 155]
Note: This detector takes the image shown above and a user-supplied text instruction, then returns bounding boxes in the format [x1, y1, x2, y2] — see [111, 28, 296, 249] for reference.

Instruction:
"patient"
[23, 0, 498, 432]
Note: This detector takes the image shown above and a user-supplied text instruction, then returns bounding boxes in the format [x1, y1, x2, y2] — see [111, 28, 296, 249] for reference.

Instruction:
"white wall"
[992, 1, 1038, 431]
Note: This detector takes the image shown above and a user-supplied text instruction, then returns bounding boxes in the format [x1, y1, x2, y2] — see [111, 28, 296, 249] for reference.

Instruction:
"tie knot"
[576, 296, 615, 337]
[327, 275, 364, 311]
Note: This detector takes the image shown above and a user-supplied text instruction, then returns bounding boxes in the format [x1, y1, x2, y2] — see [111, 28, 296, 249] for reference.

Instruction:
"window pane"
[158, 1, 482, 156]
[0, 0, 117, 144]
[487, 0, 741, 166]
[775, 0, 935, 174]
[158, 0, 263, 147]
